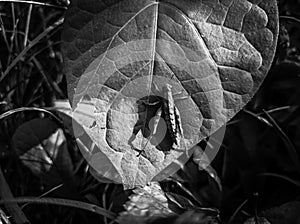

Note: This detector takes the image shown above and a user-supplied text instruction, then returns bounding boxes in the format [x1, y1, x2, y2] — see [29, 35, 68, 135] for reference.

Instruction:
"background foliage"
[0, 0, 299, 223]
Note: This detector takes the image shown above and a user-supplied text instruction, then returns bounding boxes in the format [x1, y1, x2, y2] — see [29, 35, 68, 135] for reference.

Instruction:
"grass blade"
[0, 107, 62, 124]
[0, 165, 30, 224]
[263, 109, 300, 173]
[23, 3, 32, 47]
[0, 0, 67, 9]
[0, 14, 10, 50]
[0, 197, 117, 220]
[280, 15, 300, 24]
[1, 17, 63, 82]
[260, 172, 300, 188]
[21, 184, 64, 209]
[243, 109, 273, 127]
[228, 198, 249, 224]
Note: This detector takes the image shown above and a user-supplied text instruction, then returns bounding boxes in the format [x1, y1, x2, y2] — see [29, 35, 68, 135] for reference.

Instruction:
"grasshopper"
[136, 83, 185, 156]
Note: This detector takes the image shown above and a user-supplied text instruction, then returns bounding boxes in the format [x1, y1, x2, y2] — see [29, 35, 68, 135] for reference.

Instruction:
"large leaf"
[62, 0, 278, 188]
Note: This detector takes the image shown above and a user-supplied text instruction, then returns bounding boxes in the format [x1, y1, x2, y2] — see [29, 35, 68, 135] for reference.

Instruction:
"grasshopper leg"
[137, 106, 163, 157]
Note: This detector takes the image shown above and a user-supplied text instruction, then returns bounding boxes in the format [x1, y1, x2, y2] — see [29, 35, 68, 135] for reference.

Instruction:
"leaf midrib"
[91, 1, 159, 89]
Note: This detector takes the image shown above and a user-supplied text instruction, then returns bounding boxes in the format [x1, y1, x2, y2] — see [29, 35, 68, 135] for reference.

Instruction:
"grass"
[0, 0, 300, 224]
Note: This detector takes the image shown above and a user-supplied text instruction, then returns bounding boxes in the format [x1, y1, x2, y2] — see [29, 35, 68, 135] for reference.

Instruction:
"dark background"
[0, 0, 300, 223]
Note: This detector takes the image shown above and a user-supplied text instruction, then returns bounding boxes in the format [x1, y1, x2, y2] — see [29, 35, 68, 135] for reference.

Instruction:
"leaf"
[12, 118, 77, 195]
[262, 201, 300, 224]
[108, 181, 221, 224]
[62, 0, 279, 188]
[117, 182, 174, 223]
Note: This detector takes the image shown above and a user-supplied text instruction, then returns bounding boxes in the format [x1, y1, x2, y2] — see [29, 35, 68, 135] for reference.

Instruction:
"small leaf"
[117, 182, 173, 223]
[12, 118, 77, 193]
